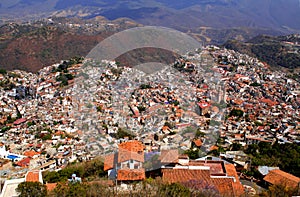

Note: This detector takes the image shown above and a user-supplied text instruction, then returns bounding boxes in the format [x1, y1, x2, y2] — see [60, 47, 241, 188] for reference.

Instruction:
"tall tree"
[16, 182, 47, 197]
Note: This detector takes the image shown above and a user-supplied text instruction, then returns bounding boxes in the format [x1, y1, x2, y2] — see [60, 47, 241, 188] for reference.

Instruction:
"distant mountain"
[0, 17, 140, 72]
[1, 1, 300, 73]
[0, 16, 296, 73]
[223, 34, 300, 70]
[0, 0, 300, 34]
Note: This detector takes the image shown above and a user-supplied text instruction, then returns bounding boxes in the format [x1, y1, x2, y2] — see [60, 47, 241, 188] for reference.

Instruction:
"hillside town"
[0, 46, 299, 196]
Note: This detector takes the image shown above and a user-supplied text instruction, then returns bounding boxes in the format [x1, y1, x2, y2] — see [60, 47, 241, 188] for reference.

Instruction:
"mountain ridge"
[223, 34, 300, 81]
[0, 0, 300, 34]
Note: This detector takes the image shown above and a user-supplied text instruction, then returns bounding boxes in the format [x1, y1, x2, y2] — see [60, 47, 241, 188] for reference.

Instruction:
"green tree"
[115, 127, 135, 139]
[259, 183, 300, 197]
[159, 183, 191, 197]
[245, 142, 300, 177]
[65, 182, 88, 197]
[43, 157, 106, 183]
[230, 143, 242, 151]
[41, 133, 52, 141]
[140, 84, 152, 89]
[43, 171, 62, 183]
[16, 182, 47, 197]
[164, 121, 175, 129]
[184, 149, 199, 160]
[0, 68, 7, 75]
[245, 144, 259, 156]
[229, 109, 244, 117]
[137, 105, 146, 112]
[173, 100, 180, 106]
[195, 129, 205, 138]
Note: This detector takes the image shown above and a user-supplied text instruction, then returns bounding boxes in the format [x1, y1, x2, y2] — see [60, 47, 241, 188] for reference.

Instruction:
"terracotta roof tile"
[159, 149, 179, 164]
[205, 162, 225, 175]
[198, 102, 211, 109]
[233, 99, 244, 105]
[225, 164, 239, 180]
[209, 145, 219, 151]
[263, 169, 300, 189]
[162, 168, 211, 184]
[193, 139, 202, 147]
[162, 162, 244, 197]
[118, 140, 144, 153]
[211, 178, 235, 197]
[225, 164, 245, 196]
[26, 171, 40, 182]
[118, 149, 144, 163]
[162, 125, 170, 131]
[13, 118, 27, 125]
[16, 157, 31, 167]
[104, 153, 117, 171]
[117, 169, 145, 181]
[24, 150, 40, 158]
[260, 98, 278, 107]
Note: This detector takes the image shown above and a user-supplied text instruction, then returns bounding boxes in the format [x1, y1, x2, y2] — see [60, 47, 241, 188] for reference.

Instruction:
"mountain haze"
[0, 0, 300, 33]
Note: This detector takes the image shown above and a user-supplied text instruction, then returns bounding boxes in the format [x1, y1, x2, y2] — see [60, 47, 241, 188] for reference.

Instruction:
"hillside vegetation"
[224, 34, 300, 75]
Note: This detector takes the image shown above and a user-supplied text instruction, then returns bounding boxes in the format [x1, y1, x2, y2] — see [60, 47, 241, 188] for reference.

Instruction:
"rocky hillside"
[0, 15, 299, 73]
[0, 17, 140, 72]
[224, 34, 300, 70]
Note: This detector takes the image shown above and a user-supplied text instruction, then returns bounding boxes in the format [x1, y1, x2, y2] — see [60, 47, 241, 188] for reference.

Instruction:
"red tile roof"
[24, 150, 40, 158]
[104, 140, 146, 183]
[193, 139, 202, 147]
[198, 102, 211, 109]
[209, 145, 219, 151]
[159, 149, 179, 164]
[260, 98, 278, 107]
[16, 157, 31, 167]
[205, 162, 225, 175]
[118, 141, 144, 163]
[13, 118, 27, 125]
[211, 177, 235, 196]
[117, 169, 145, 181]
[104, 153, 116, 171]
[264, 169, 300, 189]
[162, 125, 171, 131]
[161, 162, 245, 197]
[118, 149, 144, 163]
[104, 141, 146, 181]
[162, 168, 211, 183]
[118, 140, 144, 153]
[233, 99, 244, 105]
[224, 164, 245, 197]
[26, 171, 40, 182]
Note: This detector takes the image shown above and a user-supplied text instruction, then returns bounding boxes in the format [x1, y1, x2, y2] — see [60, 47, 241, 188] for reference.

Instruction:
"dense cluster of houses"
[0, 45, 299, 196]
